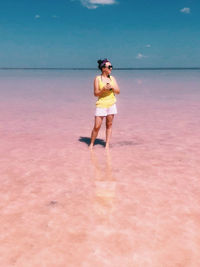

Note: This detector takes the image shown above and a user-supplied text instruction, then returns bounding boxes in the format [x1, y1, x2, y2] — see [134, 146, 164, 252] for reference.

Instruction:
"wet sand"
[1, 70, 200, 266]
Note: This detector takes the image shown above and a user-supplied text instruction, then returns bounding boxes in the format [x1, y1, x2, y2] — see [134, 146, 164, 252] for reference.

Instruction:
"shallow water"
[1, 70, 200, 266]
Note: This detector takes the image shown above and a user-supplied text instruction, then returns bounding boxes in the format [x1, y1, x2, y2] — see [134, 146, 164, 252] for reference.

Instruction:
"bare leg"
[89, 116, 104, 149]
[105, 115, 114, 149]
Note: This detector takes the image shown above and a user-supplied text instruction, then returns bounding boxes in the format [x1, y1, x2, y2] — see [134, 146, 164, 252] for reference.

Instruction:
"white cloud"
[136, 53, 147, 59]
[80, 0, 117, 9]
[145, 44, 151, 48]
[180, 7, 190, 14]
[35, 14, 40, 19]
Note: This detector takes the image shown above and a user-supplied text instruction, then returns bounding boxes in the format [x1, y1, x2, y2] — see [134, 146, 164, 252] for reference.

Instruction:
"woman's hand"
[102, 83, 112, 92]
[94, 77, 116, 96]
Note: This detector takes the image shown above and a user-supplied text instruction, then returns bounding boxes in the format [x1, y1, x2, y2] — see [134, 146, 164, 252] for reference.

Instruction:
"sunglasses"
[106, 65, 113, 69]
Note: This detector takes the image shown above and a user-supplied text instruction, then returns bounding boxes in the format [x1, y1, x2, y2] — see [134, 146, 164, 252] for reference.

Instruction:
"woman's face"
[102, 61, 112, 75]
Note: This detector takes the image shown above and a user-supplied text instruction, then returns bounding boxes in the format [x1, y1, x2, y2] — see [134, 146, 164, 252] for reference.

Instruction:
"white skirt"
[95, 104, 117, 117]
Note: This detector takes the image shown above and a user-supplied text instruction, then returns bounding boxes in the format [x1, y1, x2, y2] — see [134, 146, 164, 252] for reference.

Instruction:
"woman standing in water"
[89, 59, 120, 149]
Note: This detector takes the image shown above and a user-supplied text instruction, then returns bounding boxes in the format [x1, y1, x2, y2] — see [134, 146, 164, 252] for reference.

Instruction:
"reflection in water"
[90, 150, 116, 220]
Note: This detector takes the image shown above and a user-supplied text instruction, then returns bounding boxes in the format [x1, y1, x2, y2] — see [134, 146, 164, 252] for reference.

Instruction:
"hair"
[97, 58, 110, 70]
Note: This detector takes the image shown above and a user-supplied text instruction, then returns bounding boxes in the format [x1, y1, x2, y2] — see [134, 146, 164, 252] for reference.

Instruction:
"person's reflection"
[90, 149, 116, 221]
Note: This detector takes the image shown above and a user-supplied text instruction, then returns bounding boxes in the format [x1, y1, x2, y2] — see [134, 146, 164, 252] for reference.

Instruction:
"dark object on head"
[97, 58, 109, 70]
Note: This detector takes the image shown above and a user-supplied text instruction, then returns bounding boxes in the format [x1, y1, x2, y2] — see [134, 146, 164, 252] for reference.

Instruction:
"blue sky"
[0, 0, 199, 68]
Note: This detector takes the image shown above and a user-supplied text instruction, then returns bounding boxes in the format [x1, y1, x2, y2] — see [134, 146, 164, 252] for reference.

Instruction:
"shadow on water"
[79, 136, 106, 147]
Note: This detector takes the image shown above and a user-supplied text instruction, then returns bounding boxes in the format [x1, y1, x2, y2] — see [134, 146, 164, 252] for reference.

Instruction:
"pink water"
[1, 70, 200, 266]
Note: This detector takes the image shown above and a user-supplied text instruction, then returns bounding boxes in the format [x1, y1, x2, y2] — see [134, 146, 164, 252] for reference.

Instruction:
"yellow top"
[96, 75, 116, 108]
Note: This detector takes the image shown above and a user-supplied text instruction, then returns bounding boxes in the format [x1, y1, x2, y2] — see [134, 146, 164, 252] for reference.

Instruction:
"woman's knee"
[94, 124, 101, 131]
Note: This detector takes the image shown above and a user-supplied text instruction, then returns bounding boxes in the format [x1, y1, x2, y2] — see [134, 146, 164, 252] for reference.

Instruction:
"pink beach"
[1, 69, 200, 266]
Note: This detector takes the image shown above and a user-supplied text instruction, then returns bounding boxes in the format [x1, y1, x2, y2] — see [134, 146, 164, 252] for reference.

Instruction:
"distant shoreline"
[0, 67, 200, 71]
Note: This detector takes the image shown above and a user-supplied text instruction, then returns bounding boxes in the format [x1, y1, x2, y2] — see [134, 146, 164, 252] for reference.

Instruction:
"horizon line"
[0, 67, 200, 70]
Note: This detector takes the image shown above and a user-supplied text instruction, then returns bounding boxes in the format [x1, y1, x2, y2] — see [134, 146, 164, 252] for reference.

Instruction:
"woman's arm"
[111, 76, 120, 94]
[94, 76, 107, 97]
